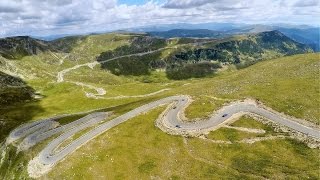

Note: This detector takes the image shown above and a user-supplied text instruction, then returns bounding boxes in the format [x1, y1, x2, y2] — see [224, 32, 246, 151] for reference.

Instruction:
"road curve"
[18, 112, 109, 151]
[6, 116, 61, 144]
[157, 97, 320, 138]
[19, 95, 319, 177]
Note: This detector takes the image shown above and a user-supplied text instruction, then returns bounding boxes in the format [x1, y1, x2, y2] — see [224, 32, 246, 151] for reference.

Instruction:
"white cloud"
[0, 1, 21, 13]
[163, 0, 212, 9]
[0, 0, 318, 38]
[294, 0, 319, 7]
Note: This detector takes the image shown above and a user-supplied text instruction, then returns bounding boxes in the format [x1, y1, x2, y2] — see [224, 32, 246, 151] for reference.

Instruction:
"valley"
[0, 31, 319, 179]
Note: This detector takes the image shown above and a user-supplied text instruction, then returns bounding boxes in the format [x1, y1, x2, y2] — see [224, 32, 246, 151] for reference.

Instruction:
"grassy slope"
[1, 50, 318, 129]
[0, 33, 319, 179]
[231, 116, 278, 134]
[182, 53, 320, 124]
[27, 51, 318, 123]
[0, 33, 135, 145]
[1, 53, 318, 137]
[2, 52, 317, 144]
[45, 54, 319, 179]
[44, 53, 320, 179]
[2, 33, 133, 81]
[208, 116, 286, 142]
[47, 110, 319, 180]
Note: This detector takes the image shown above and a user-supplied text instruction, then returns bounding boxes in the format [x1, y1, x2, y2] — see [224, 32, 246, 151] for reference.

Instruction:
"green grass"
[0, 133, 63, 179]
[46, 108, 320, 179]
[231, 116, 267, 129]
[138, 161, 157, 173]
[186, 138, 319, 179]
[173, 53, 320, 124]
[207, 128, 258, 142]
[185, 95, 226, 120]
[65, 65, 130, 85]
[55, 126, 97, 152]
[230, 116, 279, 135]
[46, 108, 235, 179]
[57, 114, 87, 125]
[70, 33, 131, 57]
[208, 115, 284, 142]
[0, 102, 44, 141]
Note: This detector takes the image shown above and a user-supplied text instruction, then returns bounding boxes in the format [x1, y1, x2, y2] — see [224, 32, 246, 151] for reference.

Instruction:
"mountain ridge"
[0, 36, 51, 60]
[96, 30, 313, 79]
[146, 26, 319, 51]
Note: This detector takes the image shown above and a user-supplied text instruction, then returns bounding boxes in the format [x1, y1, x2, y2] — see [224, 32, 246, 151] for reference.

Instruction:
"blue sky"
[0, 0, 319, 37]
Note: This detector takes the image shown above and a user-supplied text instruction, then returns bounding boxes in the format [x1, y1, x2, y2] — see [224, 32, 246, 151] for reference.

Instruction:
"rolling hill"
[97, 31, 313, 79]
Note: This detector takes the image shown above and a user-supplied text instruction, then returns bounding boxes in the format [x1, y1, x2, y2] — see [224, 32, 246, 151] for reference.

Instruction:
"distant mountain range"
[11, 22, 317, 52]
[276, 27, 319, 51]
[145, 24, 319, 52]
[148, 29, 225, 38]
[127, 22, 316, 33]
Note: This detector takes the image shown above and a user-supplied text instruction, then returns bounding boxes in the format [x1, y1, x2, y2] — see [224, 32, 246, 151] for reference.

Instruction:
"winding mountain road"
[6, 95, 319, 177]
[56, 48, 173, 99]
[55, 40, 216, 99]
[157, 97, 319, 137]
[56, 40, 216, 83]
[18, 112, 110, 151]
[69, 80, 170, 99]
[56, 47, 170, 83]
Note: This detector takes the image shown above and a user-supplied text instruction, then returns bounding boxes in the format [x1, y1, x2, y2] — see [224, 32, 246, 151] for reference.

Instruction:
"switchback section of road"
[4, 95, 319, 178]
